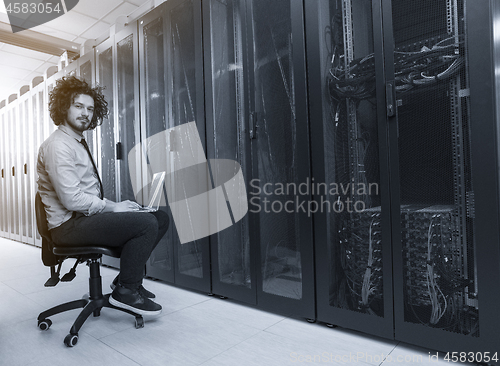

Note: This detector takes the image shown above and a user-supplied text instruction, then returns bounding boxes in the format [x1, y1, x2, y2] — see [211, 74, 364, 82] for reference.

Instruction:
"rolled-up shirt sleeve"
[44, 139, 105, 216]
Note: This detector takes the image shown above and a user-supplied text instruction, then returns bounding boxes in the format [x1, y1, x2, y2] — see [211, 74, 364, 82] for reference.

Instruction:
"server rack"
[203, 0, 256, 304]
[138, 0, 210, 291]
[0, 101, 8, 238]
[115, 24, 142, 207]
[309, 0, 500, 356]
[95, 38, 121, 269]
[205, 0, 315, 318]
[249, 0, 315, 318]
[7, 94, 21, 242]
[307, 0, 394, 338]
[1, 0, 500, 356]
[96, 36, 118, 202]
[388, 0, 500, 356]
[100, 23, 143, 270]
[79, 51, 97, 157]
[17, 87, 34, 246]
[31, 78, 46, 248]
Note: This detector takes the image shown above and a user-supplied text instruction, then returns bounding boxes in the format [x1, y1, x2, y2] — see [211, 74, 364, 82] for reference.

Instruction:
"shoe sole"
[109, 295, 162, 316]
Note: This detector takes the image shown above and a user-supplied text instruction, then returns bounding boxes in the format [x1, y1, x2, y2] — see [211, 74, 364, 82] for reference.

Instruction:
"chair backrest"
[35, 192, 59, 266]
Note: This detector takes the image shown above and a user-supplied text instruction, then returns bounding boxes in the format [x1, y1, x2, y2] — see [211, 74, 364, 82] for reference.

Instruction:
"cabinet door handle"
[116, 142, 123, 160]
[24, 164, 27, 175]
[12, 166, 15, 176]
[1, 168, 4, 178]
[249, 112, 257, 139]
[386, 81, 396, 117]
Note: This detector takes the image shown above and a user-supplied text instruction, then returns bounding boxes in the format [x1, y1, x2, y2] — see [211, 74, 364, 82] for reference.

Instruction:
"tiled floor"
[0, 237, 476, 366]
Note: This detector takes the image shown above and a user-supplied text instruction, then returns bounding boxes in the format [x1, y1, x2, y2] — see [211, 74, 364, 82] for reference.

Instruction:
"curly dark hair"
[48, 76, 108, 129]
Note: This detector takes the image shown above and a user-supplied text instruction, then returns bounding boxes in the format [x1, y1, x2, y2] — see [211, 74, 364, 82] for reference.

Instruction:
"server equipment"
[308, 0, 499, 358]
[2, 0, 500, 359]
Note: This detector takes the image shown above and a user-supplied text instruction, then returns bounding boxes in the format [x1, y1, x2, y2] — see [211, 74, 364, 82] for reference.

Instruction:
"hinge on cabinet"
[466, 191, 475, 218]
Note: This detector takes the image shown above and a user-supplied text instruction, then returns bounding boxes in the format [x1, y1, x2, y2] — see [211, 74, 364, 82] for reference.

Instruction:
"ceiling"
[0, 0, 149, 102]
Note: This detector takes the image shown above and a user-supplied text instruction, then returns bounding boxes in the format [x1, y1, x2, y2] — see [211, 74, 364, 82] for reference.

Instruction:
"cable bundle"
[328, 36, 465, 100]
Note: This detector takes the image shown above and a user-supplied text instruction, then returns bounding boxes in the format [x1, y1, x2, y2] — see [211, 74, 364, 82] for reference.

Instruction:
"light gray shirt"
[37, 125, 106, 230]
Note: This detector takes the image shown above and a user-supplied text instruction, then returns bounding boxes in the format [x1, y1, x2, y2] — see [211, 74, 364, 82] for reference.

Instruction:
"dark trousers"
[50, 210, 169, 289]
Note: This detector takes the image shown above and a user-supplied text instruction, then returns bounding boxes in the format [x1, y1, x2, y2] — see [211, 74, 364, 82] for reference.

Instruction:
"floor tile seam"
[260, 320, 400, 364]
[1, 280, 31, 296]
[93, 337, 143, 366]
[186, 301, 284, 332]
[378, 341, 400, 366]
[163, 301, 266, 331]
[195, 329, 268, 366]
[2, 276, 90, 296]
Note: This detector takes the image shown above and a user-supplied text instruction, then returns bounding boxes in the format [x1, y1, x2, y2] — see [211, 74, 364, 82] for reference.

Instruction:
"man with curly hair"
[37, 76, 168, 315]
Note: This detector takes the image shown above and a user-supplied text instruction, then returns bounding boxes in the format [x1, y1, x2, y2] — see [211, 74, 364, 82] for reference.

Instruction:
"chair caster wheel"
[326, 323, 337, 328]
[38, 318, 52, 331]
[135, 316, 144, 329]
[220, 296, 227, 299]
[306, 318, 316, 323]
[64, 333, 78, 347]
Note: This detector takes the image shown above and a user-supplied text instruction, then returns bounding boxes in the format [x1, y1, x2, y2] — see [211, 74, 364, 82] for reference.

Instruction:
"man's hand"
[114, 200, 142, 212]
[103, 200, 142, 213]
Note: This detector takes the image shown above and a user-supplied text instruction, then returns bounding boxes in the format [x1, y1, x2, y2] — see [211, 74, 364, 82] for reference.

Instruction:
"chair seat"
[53, 246, 121, 258]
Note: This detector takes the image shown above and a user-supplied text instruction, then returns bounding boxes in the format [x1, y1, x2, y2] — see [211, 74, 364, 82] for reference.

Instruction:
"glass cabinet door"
[9, 100, 21, 242]
[79, 52, 97, 158]
[115, 27, 141, 203]
[32, 82, 45, 248]
[306, 0, 393, 337]
[139, 5, 174, 283]
[18, 96, 27, 244]
[19, 92, 33, 245]
[247, 0, 314, 318]
[388, 0, 481, 347]
[139, 0, 210, 290]
[204, 0, 255, 303]
[167, 0, 209, 290]
[96, 38, 117, 201]
[0, 110, 7, 238]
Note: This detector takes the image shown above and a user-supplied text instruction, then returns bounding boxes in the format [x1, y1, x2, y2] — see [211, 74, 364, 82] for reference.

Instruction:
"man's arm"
[44, 139, 143, 214]
[44, 140, 105, 215]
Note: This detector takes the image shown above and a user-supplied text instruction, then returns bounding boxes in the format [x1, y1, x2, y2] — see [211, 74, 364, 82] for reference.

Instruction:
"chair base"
[37, 293, 144, 346]
[37, 258, 144, 347]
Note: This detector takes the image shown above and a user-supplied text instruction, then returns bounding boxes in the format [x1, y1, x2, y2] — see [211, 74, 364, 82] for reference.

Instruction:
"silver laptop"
[137, 172, 165, 212]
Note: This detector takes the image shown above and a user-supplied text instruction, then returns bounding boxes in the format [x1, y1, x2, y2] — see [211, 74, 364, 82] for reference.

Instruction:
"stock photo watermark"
[2, 1, 80, 33]
[249, 178, 379, 217]
[290, 351, 425, 363]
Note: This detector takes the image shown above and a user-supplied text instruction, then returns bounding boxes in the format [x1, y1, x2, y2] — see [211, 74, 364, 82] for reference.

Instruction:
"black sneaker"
[109, 283, 162, 316]
[111, 275, 156, 299]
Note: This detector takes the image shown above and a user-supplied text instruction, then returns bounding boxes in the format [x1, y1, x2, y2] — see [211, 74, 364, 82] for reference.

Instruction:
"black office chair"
[35, 192, 144, 347]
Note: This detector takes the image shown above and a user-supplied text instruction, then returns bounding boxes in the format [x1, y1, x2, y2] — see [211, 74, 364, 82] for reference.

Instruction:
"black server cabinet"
[205, 0, 315, 318]
[100, 24, 143, 270]
[139, 0, 211, 292]
[248, 0, 315, 319]
[204, 0, 256, 304]
[387, 0, 500, 356]
[96, 37, 117, 203]
[309, 0, 500, 357]
[96, 37, 121, 269]
[306, 0, 394, 338]
[205, 0, 315, 317]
